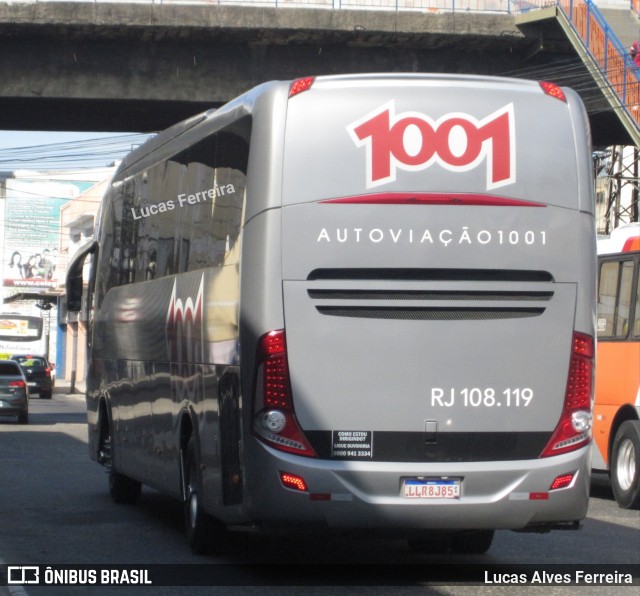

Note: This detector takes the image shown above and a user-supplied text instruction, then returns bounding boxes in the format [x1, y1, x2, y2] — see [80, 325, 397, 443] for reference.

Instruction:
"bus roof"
[597, 223, 640, 255]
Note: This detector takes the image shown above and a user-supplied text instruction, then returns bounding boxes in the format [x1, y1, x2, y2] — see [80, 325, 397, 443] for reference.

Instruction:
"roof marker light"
[539, 81, 567, 103]
[289, 77, 316, 98]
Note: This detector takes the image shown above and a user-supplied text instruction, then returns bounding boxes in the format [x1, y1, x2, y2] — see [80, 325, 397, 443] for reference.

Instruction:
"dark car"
[0, 359, 29, 424]
[10, 355, 53, 399]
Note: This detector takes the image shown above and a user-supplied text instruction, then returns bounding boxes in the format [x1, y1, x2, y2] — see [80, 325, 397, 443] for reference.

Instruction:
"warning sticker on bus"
[331, 430, 373, 459]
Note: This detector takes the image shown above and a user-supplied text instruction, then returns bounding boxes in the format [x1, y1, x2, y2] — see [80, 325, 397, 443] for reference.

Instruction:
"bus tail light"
[540, 332, 594, 458]
[253, 330, 317, 457]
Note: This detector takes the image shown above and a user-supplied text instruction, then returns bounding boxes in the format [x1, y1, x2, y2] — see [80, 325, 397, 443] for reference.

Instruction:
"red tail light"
[539, 81, 567, 103]
[9, 380, 26, 388]
[253, 330, 317, 457]
[540, 332, 594, 457]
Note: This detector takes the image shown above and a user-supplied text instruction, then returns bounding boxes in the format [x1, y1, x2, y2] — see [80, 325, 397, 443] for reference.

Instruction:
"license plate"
[402, 478, 461, 499]
[27, 382, 37, 387]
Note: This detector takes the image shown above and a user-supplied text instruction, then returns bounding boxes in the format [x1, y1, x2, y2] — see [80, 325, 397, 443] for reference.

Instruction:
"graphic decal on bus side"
[166, 275, 204, 399]
[347, 101, 515, 190]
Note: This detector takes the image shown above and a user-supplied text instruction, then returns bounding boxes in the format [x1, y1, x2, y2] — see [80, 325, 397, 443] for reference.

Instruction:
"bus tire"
[611, 420, 640, 510]
[450, 529, 494, 554]
[103, 413, 141, 504]
[183, 436, 215, 554]
[109, 469, 141, 504]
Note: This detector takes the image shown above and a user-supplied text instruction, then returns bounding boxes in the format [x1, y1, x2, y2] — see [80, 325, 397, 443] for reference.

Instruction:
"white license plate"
[27, 382, 37, 387]
[403, 479, 461, 499]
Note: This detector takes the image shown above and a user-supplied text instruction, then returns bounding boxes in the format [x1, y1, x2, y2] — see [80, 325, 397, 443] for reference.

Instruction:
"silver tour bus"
[67, 74, 596, 554]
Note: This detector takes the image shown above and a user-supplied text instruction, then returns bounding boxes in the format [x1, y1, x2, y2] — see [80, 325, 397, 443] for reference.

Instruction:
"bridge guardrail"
[12, 0, 634, 19]
[15, 0, 525, 11]
[0, 0, 549, 12]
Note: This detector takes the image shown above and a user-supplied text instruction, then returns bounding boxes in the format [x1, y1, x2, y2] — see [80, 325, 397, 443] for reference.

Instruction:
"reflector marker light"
[320, 193, 546, 207]
[289, 77, 316, 98]
[550, 472, 576, 491]
[280, 472, 308, 492]
[539, 81, 567, 103]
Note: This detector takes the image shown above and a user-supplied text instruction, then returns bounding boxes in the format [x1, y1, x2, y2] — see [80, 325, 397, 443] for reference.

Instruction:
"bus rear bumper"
[244, 443, 591, 533]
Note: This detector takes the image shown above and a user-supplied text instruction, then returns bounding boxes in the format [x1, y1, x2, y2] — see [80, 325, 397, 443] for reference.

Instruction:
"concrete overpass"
[0, 1, 633, 146]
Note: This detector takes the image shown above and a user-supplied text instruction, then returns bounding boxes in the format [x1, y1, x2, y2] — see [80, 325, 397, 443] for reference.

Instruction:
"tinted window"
[98, 117, 250, 300]
[0, 362, 22, 375]
[13, 357, 46, 366]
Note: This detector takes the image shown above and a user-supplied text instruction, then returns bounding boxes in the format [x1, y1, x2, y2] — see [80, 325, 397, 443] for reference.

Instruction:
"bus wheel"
[101, 415, 141, 504]
[109, 469, 141, 504]
[183, 436, 215, 554]
[611, 420, 640, 510]
[450, 530, 494, 554]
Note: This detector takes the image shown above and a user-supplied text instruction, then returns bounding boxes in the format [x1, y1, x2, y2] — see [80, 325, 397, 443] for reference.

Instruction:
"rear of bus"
[245, 75, 595, 539]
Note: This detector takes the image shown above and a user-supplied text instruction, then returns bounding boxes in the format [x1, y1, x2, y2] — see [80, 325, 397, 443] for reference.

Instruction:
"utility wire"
[0, 133, 155, 171]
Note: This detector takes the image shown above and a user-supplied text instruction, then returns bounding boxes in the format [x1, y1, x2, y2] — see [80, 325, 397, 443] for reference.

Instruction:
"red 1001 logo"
[348, 101, 515, 191]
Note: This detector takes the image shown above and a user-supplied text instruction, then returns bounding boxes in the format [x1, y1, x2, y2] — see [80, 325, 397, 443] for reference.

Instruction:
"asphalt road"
[0, 384, 638, 595]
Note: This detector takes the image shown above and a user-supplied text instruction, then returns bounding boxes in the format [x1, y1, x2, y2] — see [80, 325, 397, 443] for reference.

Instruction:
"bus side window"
[598, 259, 634, 339]
[634, 263, 640, 338]
[617, 261, 634, 336]
[138, 163, 179, 281]
[173, 120, 249, 275]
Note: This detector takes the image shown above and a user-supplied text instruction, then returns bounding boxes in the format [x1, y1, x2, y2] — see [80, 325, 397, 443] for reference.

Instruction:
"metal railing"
[13, 0, 635, 17]
[0, 0, 545, 12]
[554, 0, 639, 132]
